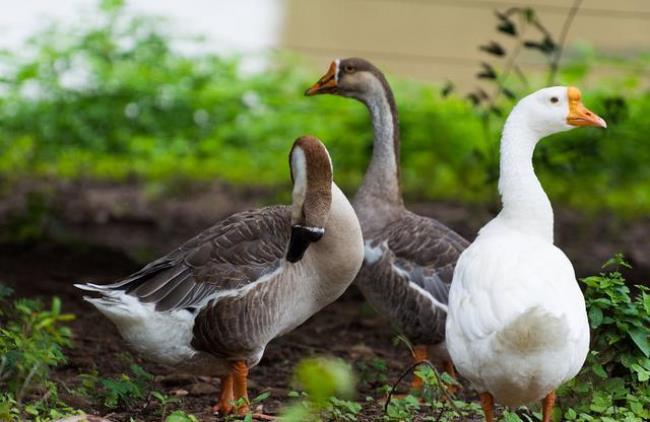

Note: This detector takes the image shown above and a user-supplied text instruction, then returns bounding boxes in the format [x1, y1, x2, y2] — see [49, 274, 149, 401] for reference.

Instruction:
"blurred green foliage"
[0, 2, 649, 216]
[281, 357, 357, 421]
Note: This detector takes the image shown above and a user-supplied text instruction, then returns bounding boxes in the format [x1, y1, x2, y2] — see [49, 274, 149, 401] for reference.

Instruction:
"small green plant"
[280, 357, 357, 422]
[323, 397, 362, 421]
[0, 284, 78, 421]
[152, 390, 180, 419]
[99, 364, 154, 409]
[355, 357, 388, 390]
[555, 254, 650, 421]
[165, 409, 199, 422]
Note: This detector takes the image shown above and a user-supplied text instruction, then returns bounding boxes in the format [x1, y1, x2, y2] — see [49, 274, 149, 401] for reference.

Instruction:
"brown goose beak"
[566, 86, 607, 128]
[305, 61, 338, 96]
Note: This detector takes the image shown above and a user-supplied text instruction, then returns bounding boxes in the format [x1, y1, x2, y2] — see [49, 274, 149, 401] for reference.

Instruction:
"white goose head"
[510, 86, 607, 139]
[286, 135, 333, 263]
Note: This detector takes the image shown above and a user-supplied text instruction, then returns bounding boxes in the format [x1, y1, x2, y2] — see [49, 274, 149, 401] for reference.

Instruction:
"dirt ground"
[1, 180, 648, 421]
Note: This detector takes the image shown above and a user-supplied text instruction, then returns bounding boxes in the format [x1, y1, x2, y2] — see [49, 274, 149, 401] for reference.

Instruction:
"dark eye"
[344, 65, 355, 73]
[550, 97, 559, 103]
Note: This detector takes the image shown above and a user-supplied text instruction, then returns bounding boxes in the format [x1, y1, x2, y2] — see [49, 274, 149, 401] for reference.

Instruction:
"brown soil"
[0, 180, 647, 421]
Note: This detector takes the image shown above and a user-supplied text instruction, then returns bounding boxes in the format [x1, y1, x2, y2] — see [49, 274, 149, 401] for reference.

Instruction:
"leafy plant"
[83, 363, 155, 409]
[556, 254, 650, 421]
[152, 390, 181, 420]
[0, 284, 77, 421]
[280, 357, 357, 422]
[165, 409, 199, 422]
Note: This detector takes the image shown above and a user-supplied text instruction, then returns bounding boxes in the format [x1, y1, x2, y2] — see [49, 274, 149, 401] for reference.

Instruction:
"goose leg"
[232, 360, 250, 415]
[479, 392, 494, 422]
[410, 345, 428, 392]
[212, 373, 234, 415]
[542, 390, 556, 422]
[232, 360, 276, 421]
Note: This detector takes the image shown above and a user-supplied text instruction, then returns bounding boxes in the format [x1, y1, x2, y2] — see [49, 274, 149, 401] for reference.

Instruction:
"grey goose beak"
[286, 225, 325, 263]
[305, 61, 338, 96]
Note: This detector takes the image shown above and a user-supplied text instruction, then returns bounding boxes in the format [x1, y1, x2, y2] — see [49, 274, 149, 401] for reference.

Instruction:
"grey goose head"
[305, 57, 393, 104]
[286, 135, 333, 263]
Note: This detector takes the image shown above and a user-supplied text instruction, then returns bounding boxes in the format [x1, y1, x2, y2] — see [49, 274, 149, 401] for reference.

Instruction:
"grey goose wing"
[79, 206, 291, 312]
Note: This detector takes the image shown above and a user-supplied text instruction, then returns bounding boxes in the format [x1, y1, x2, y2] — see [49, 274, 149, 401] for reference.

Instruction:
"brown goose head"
[286, 135, 333, 263]
[305, 58, 392, 103]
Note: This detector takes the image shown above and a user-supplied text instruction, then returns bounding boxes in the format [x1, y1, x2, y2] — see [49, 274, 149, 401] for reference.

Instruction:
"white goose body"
[447, 228, 589, 406]
[446, 86, 605, 418]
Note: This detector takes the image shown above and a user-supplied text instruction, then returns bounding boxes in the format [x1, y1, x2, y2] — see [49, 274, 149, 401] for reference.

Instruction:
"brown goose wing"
[99, 206, 291, 311]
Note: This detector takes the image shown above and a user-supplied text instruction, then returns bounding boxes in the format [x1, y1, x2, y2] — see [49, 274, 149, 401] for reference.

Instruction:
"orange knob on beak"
[305, 61, 338, 96]
[566, 86, 607, 128]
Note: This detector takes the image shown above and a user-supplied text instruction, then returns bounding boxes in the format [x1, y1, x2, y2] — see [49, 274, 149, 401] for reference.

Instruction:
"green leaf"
[628, 329, 650, 357]
[589, 306, 604, 328]
[252, 391, 271, 404]
[592, 363, 607, 379]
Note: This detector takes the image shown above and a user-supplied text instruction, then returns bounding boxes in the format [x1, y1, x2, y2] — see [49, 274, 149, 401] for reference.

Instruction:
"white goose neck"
[353, 78, 404, 225]
[496, 110, 554, 242]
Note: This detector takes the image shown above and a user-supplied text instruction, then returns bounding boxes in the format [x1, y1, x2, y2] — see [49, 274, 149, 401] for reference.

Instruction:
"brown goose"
[76, 136, 364, 416]
[306, 58, 469, 392]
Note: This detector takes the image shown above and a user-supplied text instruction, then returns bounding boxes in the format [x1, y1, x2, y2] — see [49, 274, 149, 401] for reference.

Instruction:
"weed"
[0, 284, 78, 421]
[152, 391, 181, 420]
[556, 254, 650, 421]
[281, 357, 357, 422]
[165, 409, 199, 422]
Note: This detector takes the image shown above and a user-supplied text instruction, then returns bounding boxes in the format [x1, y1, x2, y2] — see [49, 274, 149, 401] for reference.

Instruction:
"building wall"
[280, 0, 650, 88]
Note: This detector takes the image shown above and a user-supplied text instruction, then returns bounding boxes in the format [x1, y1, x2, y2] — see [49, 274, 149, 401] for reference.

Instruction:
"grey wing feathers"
[85, 206, 291, 312]
[357, 211, 468, 345]
[378, 211, 468, 284]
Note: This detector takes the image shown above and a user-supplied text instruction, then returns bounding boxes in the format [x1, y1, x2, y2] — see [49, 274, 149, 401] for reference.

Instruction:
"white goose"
[445, 86, 606, 421]
[76, 136, 364, 417]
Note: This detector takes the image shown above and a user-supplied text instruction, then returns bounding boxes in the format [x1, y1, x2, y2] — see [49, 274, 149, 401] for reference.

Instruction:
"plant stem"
[548, 0, 584, 84]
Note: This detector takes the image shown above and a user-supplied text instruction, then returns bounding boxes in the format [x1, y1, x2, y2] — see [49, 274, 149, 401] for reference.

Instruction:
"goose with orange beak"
[445, 86, 606, 422]
[76, 136, 364, 418]
[307, 58, 469, 395]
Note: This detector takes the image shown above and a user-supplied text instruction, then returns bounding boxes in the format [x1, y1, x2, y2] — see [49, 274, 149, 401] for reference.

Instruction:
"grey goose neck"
[353, 70, 404, 230]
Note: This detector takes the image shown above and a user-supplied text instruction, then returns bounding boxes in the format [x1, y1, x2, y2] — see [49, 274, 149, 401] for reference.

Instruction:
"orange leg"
[542, 390, 556, 422]
[479, 392, 495, 422]
[231, 361, 276, 420]
[212, 374, 234, 415]
[442, 360, 461, 395]
[410, 345, 428, 392]
[232, 360, 250, 415]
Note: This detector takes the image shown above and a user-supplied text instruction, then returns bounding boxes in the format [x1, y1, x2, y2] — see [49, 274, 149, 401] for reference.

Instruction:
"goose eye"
[550, 97, 559, 104]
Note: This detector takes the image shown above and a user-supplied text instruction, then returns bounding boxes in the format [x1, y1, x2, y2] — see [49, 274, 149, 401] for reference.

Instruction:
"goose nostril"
[586, 112, 592, 116]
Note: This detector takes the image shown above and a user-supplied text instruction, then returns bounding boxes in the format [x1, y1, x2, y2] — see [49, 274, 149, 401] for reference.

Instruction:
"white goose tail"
[495, 306, 568, 354]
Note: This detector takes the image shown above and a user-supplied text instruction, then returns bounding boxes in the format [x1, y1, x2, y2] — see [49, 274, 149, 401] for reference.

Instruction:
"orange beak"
[305, 61, 338, 96]
[566, 86, 607, 128]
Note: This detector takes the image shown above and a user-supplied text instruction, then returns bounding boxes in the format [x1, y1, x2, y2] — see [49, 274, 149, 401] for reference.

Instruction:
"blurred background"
[0, 2, 649, 420]
[0, 0, 649, 280]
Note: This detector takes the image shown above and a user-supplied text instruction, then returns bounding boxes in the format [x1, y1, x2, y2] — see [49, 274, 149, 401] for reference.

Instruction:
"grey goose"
[76, 135, 364, 416]
[306, 58, 469, 393]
